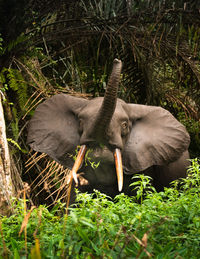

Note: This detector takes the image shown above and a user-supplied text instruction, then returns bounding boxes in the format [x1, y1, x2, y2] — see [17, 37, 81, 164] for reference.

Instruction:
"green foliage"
[73, 146, 100, 169]
[178, 112, 200, 157]
[180, 158, 200, 192]
[84, 149, 100, 169]
[6, 34, 27, 54]
[0, 159, 200, 258]
[7, 138, 27, 153]
[0, 1, 200, 243]
[1, 0, 200, 162]
[0, 67, 29, 142]
[10, 107, 20, 141]
[130, 174, 156, 203]
[0, 68, 28, 110]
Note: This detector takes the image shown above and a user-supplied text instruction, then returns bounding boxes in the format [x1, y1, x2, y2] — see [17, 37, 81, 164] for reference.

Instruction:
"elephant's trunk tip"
[113, 58, 122, 64]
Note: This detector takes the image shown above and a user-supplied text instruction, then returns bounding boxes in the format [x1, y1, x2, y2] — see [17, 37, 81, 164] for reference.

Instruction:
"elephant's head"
[27, 59, 190, 193]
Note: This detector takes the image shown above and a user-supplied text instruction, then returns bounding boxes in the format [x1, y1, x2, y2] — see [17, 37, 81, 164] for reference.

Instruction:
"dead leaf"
[142, 233, 148, 247]
[19, 206, 36, 236]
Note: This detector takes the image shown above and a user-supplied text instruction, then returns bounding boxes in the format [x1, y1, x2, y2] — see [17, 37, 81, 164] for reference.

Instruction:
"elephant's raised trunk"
[91, 59, 122, 141]
[71, 59, 124, 193]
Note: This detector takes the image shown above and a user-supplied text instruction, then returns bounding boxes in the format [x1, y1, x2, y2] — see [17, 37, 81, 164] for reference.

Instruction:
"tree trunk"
[0, 93, 16, 215]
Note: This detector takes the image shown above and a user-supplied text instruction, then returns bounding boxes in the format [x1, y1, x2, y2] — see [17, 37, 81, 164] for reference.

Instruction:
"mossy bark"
[0, 94, 16, 215]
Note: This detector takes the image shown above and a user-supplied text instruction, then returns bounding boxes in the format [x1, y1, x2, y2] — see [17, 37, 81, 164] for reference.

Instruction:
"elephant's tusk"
[114, 148, 123, 192]
[71, 145, 87, 186]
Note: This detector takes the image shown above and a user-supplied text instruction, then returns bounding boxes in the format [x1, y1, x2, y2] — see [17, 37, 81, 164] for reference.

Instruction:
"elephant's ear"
[27, 94, 88, 167]
[123, 104, 190, 174]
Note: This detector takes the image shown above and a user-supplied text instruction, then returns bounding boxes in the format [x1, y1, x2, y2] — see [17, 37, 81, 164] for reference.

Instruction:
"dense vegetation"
[0, 1, 200, 257]
[0, 0, 199, 205]
[0, 159, 200, 258]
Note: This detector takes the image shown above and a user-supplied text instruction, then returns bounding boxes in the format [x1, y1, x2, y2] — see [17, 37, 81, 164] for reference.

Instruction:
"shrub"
[0, 159, 200, 258]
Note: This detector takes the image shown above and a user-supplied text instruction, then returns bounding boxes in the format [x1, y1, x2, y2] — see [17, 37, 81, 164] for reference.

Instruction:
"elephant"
[27, 59, 190, 203]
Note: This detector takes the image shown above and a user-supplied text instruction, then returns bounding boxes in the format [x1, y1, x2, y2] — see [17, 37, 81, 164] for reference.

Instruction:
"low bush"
[0, 159, 200, 258]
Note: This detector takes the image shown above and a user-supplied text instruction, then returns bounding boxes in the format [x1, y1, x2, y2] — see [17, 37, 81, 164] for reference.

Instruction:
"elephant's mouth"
[70, 145, 123, 192]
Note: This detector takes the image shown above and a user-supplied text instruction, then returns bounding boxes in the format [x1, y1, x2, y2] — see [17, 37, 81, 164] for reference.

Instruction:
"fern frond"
[3, 68, 28, 110]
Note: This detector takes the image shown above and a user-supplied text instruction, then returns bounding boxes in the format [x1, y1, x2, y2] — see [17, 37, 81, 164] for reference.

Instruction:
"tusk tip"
[118, 184, 123, 192]
[72, 171, 78, 185]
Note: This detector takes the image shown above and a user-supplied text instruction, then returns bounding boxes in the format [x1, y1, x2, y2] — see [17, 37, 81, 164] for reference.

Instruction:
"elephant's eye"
[121, 121, 128, 130]
[121, 121, 129, 136]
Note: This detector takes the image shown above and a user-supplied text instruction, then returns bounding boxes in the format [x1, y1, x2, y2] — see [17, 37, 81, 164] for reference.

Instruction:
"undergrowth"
[0, 159, 200, 258]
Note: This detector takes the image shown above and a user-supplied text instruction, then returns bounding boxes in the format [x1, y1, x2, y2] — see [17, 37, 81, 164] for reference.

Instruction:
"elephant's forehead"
[79, 97, 127, 118]
[79, 97, 103, 117]
[113, 103, 128, 117]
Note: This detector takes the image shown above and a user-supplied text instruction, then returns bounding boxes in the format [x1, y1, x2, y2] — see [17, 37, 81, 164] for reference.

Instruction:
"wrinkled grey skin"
[27, 60, 190, 203]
